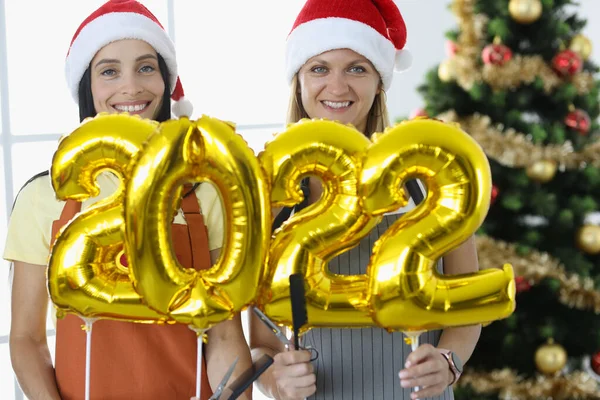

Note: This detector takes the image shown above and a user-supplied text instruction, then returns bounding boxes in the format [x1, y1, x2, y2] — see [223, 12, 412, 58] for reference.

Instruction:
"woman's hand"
[398, 344, 453, 400]
[271, 349, 316, 400]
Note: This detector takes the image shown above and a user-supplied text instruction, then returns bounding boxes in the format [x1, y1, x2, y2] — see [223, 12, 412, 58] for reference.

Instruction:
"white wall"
[386, 0, 457, 119]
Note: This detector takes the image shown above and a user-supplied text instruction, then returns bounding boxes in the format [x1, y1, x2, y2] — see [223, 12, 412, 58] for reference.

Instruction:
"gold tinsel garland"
[452, 54, 595, 94]
[457, 368, 600, 399]
[450, 0, 480, 56]
[475, 235, 600, 313]
[438, 110, 600, 169]
[449, 0, 595, 94]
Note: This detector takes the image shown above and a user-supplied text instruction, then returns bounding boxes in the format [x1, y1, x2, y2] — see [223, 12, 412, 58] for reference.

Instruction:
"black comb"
[271, 177, 310, 233]
[405, 179, 424, 205]
[289, 273, 308, 350]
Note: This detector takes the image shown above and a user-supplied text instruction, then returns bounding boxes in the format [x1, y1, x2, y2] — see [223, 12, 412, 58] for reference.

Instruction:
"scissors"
[252, 307, 318, 361]
[208, 356, 239, 400]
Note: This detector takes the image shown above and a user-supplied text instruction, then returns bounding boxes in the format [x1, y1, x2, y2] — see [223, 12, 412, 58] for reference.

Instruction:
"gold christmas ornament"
[535, 339, 567, 375]
[576, 225, 600, 255]
[569, 34, 593, 60]
[438, 59, 456, 82]
[526, 160, 557, 183]
[509, 0, 543, 24]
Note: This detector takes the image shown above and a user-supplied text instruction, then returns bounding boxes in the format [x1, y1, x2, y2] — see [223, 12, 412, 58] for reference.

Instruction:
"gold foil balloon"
[360, 118, 516, 332]
[124, 116, 271, 330]
[258, 119, 379, 330]
[48, 113, 168, 323]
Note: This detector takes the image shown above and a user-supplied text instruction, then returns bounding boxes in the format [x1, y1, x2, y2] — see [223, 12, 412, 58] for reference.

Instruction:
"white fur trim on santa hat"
[285, 17, 397, 90]
[394, 47, 412, 72]
[66, 12, 178, 103]
[171, 97, 193, 118]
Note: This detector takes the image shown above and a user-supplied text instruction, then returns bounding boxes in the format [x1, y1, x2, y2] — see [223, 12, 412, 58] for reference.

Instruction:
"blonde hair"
[285, 75, 390, 138]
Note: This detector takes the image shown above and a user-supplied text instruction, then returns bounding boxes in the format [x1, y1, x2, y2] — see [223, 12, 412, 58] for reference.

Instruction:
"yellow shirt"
[3, 172, 224, 266]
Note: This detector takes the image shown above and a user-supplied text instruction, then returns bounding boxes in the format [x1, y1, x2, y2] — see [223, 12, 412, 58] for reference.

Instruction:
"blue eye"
[311, 66, 328, 73]
[349, 66, 366, 73]
[101, 69, 117, 77]
[140, 65, 155, 73]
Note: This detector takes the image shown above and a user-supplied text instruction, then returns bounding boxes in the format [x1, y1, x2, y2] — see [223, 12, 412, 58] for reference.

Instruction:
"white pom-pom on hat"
[394, 47, 413, 72]
[170, 77, 193, 118]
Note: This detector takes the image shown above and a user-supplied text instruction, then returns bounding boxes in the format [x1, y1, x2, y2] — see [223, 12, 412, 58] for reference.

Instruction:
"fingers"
[275, 369, 317, 399]
[404, 343, 436, 368]
[408, 383, 448, 400]
[276, 349, 312, 365]
[399, 357, 447, 382]
[273, 350, 316, 399]
[400, 366, 446, 388]
[278, 383, 317, 400]
[399, 345, 450, 399]
[277, 370, 316, 388]
[273, 358, 314, 379]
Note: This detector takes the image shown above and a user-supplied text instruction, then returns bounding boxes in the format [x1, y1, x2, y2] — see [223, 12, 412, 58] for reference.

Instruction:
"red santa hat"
[285, 0, 412, 90]
[65, 0, 192, 117]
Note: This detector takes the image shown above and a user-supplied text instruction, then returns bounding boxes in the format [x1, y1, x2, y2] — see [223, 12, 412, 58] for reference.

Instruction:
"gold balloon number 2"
[361, 121, 514, 332]
[48, 114, 515, 333]
[49, 115, 168, 323]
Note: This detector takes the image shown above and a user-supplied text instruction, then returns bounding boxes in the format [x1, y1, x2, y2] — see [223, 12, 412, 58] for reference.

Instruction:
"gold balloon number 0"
[49, 115, 515, 332]
[124, 117, 271, 329]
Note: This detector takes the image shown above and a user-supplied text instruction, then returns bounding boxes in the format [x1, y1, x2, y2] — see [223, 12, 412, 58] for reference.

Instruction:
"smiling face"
[90, 39, 165, 120]
[297, 48, 381, 133]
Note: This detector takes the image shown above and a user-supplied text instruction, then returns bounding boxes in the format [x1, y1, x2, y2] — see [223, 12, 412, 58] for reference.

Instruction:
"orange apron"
[50, 186, 214, 400]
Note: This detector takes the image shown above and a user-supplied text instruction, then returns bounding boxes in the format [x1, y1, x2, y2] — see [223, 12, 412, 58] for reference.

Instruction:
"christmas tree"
[412, 0, 600, 398]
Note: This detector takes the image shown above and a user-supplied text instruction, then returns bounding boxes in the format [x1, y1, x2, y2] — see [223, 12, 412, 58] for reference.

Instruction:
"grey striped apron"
[302, 211, 454, 400]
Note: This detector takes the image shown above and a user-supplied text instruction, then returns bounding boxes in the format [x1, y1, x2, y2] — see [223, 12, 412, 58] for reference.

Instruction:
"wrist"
[437, 348, 463, 386]
[445, 366, 455, 386]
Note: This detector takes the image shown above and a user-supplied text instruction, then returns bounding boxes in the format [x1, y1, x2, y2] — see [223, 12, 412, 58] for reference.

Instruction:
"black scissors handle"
[225, 354, 274, 399]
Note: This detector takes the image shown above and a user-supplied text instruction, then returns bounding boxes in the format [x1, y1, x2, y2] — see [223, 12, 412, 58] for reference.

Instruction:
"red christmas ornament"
[552, 50, 583, 77]
[491, 184, 499, 204]
[445, 40, 459, 57]
[565, 109, 591, 135]
[482, 43, 513, 66]
[410, 108, 428, 119]
[592, 351, 600, 375]
[515, 276, 532, 293]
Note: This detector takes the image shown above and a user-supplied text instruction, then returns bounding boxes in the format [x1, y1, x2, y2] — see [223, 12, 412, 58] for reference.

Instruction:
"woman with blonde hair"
[250, 1, 481, 399]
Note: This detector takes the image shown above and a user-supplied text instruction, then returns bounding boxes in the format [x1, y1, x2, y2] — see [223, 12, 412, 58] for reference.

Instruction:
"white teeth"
[323, 101, 351, 109]
[114, 103, 148, 112]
